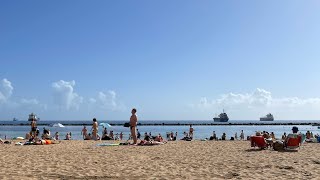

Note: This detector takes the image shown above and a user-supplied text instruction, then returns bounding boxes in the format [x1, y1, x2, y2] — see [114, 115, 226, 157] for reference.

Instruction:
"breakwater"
[1, 122, 320, 126]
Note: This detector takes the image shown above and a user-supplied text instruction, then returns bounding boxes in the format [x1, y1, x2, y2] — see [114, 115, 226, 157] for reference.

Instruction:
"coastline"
[1, 140, 319, 179]
[1, 122, 320, 126]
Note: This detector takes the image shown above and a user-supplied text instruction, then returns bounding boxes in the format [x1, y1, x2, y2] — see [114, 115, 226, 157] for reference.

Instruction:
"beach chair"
[285, 135, 302, 150]
[250, 136, 268, 149]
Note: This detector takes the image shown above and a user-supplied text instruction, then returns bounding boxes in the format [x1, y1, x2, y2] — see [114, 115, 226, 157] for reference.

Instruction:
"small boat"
[28, 113, 38, 121]
[50, 123, 65, 128]
[13, 118, 18, 121]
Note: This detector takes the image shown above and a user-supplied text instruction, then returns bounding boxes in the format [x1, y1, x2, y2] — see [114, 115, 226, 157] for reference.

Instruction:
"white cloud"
[89, 90, 125, 111]
[192, 88, 320, 120]
[0, 78, 13, 103]
[52, 80, 83, 110]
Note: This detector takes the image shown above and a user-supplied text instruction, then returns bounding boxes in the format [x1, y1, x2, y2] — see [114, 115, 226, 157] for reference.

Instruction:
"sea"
[0, 120, 319, 140]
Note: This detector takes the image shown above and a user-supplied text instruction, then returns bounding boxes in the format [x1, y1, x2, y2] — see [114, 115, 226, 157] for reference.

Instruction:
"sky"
[1, 1, 320, 120]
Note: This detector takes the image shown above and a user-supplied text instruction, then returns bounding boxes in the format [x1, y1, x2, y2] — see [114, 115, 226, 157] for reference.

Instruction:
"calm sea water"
[1, 120, 319, 140]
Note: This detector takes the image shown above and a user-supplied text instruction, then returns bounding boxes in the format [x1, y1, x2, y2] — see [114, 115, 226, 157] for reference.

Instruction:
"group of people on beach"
[6, 107, 316, 147]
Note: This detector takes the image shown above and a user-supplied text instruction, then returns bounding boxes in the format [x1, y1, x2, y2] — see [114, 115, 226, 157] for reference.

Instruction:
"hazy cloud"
[0, 78, 13, 103]
[52, 80, 83, 110]
[89, 90, 125, 111]
[192, 88, 320, 119]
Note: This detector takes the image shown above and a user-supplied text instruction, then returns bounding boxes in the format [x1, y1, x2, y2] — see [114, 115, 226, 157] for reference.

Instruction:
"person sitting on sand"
[42, 128, 51, 140]
[270, 132, 276, 140]
[81, 126, 88, 139]
[65, 133, 71, 140]
[144, 132, 151, 141]
[263, 131, 270, 139]
[274, 126, 301, 150]
[25, 133, 31, 140]
[84, 133, 92, 140]
[282, 132, 287, 140]
[306, 131, 311, 139]
[102, 128, 108, 137]
[221, 133, 226, 140]
[109, 131, 114, 140]
[210, 131, 217, 140]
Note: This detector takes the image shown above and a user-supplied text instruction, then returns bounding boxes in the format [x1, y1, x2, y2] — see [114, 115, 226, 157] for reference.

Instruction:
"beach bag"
[273, 141, 284, 151]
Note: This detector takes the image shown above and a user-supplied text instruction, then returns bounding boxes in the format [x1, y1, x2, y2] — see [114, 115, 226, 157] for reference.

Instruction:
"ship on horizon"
[213, 110, 229, 122]
[28, 113, 40, 121]
[260, 113, 274, 121]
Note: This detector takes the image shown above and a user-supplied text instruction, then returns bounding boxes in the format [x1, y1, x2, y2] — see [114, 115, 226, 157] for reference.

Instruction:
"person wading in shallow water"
[130, 108, 138, 145]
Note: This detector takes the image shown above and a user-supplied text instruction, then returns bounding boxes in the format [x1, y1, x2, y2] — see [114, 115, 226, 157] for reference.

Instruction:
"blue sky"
[1, 1, 320, 120]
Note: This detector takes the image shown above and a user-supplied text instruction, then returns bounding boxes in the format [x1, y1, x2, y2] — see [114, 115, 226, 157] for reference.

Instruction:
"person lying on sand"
[138, 140, 165, 146]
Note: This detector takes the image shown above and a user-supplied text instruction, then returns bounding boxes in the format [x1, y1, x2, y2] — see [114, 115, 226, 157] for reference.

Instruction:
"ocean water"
[0, 120, 319, 140]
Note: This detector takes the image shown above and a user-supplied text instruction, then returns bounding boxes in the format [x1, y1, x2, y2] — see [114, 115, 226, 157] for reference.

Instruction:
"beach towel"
[96, 143, 120, 146]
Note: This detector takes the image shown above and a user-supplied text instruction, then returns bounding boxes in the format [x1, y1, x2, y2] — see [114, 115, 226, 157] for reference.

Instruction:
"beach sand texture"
[0, 141, 319, 180]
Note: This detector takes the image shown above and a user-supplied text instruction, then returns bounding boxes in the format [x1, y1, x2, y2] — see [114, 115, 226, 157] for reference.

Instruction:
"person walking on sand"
[92, 118, 98, 140]
[81, 126, 88, 139]
[130, 108, 138, 145]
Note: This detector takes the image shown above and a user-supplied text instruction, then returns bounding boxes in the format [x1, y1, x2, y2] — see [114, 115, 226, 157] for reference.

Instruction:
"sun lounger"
[250, 136, 268, 149]
[285, 135, 302, 150]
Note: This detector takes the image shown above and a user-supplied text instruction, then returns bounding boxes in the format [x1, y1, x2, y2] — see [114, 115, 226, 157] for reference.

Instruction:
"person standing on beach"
[92, 118, 98, 140]
[137, 129, 141, 140]
[120, 132, 123, 140]
[31, 118, 37, 137]
[81, 126, 88, 139]
[130, 108, 138, 145]
[240, 130, 244, 140]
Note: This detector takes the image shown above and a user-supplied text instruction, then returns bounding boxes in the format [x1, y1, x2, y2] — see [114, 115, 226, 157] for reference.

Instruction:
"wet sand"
[0, 140, 319, 179]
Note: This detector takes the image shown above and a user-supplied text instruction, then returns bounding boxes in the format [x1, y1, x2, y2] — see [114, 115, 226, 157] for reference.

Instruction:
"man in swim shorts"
[31, 118, 37, 137]
[92, 118, 98, 140]
[130, 108, 138, 145]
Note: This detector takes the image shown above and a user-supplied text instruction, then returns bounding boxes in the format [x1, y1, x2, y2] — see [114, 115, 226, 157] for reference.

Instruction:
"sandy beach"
[0, 140, 319, 180]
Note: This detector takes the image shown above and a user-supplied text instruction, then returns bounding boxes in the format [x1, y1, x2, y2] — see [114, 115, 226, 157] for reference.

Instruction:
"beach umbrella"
[99, 123, 112, 128]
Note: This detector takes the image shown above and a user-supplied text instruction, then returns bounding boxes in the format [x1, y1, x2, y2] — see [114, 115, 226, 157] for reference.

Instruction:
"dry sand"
[0, 140, 319, 180]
